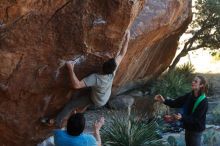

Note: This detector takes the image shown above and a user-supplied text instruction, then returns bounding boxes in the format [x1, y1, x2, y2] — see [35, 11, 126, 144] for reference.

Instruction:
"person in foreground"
[54, 113, 104, 146]
[154, 75, 208, 146]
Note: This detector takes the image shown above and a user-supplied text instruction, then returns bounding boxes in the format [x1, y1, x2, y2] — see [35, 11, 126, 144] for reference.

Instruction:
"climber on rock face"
[41, 30, 130, 127]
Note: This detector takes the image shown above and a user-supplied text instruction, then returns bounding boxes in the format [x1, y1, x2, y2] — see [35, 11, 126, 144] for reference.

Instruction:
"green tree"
[169, 0, 220, 70]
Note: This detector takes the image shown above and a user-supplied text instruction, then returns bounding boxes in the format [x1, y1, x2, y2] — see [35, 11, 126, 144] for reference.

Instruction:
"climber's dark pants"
[55, 89, 94, 127]
[185, 130, 202, 146]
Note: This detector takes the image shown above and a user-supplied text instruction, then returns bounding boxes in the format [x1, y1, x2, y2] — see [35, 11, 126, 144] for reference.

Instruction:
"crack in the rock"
[35, 65, 48, 79]
[6, 54, 24, 84]
[45, 0, 73, 26]
[0, 11, 32, 41]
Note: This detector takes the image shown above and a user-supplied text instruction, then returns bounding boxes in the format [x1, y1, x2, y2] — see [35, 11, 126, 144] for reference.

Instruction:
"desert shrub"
[207, 79, 215, 96]
[151, 70, 191, 99]
[144, 140, 169, 146]
[150, 63, 195, 99]
[210, 104, 220, 125]
[175, 63, 195, 81]
[100, 111, 161, 146]
[203, 129, 220, 146]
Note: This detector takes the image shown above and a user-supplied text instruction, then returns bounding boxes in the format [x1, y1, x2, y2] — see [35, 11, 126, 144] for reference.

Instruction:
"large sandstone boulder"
[0, 0, 192, 145]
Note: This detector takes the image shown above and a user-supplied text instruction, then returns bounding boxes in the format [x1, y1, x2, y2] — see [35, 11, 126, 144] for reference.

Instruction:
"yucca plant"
[151, 70, 191, 99]
[175, 62, 195, 81]
[100, 112, 160, 146]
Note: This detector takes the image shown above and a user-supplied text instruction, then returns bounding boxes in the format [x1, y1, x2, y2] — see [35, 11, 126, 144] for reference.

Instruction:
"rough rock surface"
[0, 0, 192, 145]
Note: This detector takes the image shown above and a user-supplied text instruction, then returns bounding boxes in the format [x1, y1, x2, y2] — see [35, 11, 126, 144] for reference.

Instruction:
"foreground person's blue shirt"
[54, 130, 97, 146]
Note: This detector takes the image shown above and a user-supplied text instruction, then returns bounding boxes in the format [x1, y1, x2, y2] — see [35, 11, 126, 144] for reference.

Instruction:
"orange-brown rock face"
[0, 0, 191, 145]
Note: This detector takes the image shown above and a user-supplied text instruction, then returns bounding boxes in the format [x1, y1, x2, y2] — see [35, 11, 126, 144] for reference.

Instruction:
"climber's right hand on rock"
[66, 61, 75, 70]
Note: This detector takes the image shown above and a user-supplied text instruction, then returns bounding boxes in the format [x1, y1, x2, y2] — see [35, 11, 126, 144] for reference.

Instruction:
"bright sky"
[177, 49, 220, 73]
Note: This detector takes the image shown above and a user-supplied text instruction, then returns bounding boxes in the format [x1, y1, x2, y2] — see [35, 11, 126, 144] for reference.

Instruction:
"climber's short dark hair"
[66, 113, 85, 136]
[102, 58, 117, 74]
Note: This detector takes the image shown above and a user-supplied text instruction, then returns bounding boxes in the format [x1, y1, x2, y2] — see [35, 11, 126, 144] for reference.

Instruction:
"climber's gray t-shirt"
[83, 71, 116, 107]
